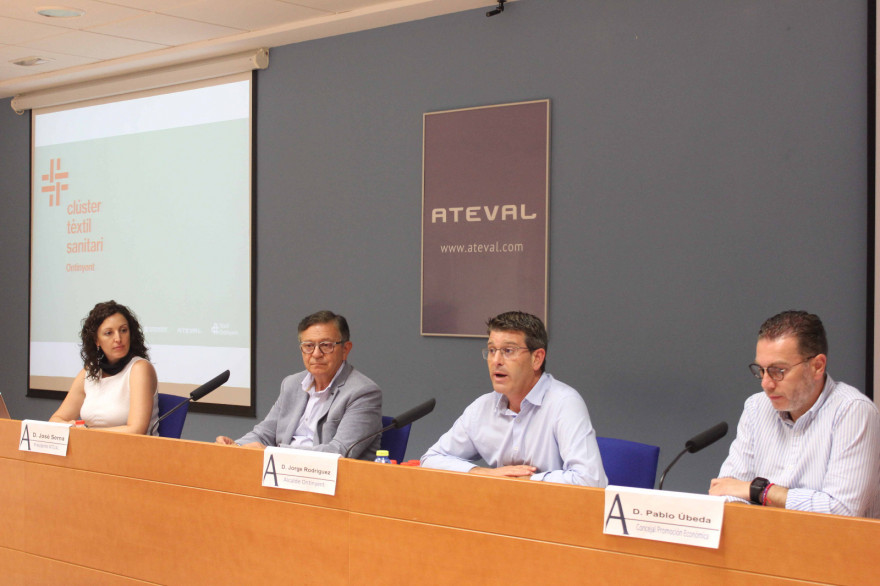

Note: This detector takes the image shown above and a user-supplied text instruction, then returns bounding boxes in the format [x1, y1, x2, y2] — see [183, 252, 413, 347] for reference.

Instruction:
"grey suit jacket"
[236, 362, 383, 460]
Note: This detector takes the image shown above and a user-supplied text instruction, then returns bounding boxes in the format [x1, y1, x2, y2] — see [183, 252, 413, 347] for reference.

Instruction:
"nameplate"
[261, 447, 340, 495]
[603, 485, 725, 549]
[18, 420, 71, 456]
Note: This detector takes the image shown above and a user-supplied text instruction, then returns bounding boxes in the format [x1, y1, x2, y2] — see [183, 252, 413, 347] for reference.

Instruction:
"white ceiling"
[0, 0, 505, 99]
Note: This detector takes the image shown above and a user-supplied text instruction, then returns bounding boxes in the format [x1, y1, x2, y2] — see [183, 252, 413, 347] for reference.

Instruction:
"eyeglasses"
[300, 341, 344, 355]
[748, 356, 815, 381]
[482, 346, 530, 360]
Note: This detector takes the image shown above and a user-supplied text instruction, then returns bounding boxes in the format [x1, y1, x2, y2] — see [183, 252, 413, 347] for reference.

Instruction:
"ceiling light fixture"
[11, 56, 53, 67]
[36, 6, 85, 18]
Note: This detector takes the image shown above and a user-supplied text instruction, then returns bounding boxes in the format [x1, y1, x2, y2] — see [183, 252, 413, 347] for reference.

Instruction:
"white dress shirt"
[288, 363, 344, 447]
[718, 374, 880, 517]
[421, 373, 607, 487]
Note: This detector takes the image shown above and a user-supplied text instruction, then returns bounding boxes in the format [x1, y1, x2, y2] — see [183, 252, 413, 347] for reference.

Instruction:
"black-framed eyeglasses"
[748, 356, 815, 381]
[482, 346, 530, 360]
[300, 341, 344, 355]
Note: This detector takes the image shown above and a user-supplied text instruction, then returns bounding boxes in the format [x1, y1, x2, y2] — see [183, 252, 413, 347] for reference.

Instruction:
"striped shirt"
[421, 373, 607, 487]
[718, 374, 880, 517]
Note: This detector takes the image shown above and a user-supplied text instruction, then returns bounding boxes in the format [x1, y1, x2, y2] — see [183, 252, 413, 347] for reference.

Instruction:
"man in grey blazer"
[215, 310, 383, 460]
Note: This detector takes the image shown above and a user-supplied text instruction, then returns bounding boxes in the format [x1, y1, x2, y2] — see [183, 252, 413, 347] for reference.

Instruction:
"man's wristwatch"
[749, 477, 770, 504]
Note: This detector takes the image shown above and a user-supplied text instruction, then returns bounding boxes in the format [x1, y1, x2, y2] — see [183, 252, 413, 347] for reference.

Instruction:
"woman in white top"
[50, 300, 159, 434]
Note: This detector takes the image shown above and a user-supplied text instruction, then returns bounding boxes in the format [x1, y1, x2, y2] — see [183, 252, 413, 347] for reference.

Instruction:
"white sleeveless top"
[80, 356, 159, 435]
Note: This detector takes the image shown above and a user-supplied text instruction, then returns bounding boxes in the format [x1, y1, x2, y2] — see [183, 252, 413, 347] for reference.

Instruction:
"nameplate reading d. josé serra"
[603, 485, 726, 549]
[19, 420, 71, 456]
[261, 447, 340, 496]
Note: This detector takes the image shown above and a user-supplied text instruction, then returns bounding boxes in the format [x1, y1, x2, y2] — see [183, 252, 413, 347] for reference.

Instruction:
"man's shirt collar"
[301, 360, 347, 394]
[493, 372, 550, 413]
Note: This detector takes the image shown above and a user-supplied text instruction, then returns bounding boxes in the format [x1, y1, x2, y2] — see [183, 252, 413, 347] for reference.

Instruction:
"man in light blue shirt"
[710, 310, 880, 517]
[421, 311, 607, 486]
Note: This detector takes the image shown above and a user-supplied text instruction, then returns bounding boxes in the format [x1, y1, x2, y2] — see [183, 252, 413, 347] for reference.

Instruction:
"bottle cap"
[376, 450, 390, 457]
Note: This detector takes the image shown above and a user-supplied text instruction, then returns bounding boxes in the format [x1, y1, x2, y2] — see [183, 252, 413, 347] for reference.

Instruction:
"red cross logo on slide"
[41, 158, 69, 206]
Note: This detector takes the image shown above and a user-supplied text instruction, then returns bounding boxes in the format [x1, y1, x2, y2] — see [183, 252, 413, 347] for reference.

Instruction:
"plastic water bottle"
[374, 449, 392, 464]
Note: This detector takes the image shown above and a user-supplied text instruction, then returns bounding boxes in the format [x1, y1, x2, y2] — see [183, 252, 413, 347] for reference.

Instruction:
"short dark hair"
[297, 310, 350, 342]
[486, 311, 548, 372]
[80, 300, 148, 380]
[758, 310, 828, 358]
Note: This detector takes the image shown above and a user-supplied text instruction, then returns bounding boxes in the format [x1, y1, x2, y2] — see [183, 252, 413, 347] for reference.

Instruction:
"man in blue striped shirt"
[710, 310, 880, 517]
[421, 311, 607, 486]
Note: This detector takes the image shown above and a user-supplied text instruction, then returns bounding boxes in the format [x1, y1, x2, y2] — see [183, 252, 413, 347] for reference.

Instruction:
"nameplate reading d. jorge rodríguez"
[603, 485, 726, 549]
[19, 420, 71, 456]
[261, 447, 340, 496]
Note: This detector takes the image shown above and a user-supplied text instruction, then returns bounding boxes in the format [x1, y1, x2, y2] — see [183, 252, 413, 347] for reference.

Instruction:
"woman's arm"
[101, 360, 157, 435]
[49, 370, 87, 424]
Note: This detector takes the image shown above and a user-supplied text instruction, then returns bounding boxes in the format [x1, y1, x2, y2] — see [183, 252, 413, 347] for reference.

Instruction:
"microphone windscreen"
[190, 370, 230, 401]
[392, 398, 436, 428]
[685, 421, 728, 454]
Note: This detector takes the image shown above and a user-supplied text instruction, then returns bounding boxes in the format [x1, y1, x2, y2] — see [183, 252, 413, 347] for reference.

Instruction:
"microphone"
[343, 398, 436, 459]
[389, 397, 436, 429]
[658, 421, 728, 490]
[685, 421, 728, 454]
[189, 370, 231, 401]
[149, 370, 230, 436]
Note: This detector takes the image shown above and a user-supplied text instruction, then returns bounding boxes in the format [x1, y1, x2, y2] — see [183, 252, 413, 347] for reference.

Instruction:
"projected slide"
[29, 79, 252, 411]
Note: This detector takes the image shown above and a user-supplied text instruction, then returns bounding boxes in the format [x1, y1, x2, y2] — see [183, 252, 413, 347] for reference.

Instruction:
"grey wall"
[0, 0, 869, 493]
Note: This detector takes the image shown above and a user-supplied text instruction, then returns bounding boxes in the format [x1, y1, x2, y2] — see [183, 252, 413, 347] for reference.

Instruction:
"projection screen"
[28, 74, 254, 414]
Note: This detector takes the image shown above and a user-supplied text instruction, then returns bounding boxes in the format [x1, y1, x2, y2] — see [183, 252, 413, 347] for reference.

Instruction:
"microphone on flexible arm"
[343, 398, 437, 459]
[148, 370, 230, 436]
[658, 421, 728, 490]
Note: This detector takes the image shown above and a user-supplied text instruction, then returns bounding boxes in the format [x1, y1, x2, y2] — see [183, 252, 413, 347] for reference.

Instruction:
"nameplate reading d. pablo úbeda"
[603, 485, 726, 549]
[262, 447, 340, 496]
[19, 420, 72, 456]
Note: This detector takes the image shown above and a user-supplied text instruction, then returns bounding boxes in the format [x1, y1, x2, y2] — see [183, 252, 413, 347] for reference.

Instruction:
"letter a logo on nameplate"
[605, 493, 629, 535]
[19, 423, 30, 451]
[263, 454, 278, 486]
